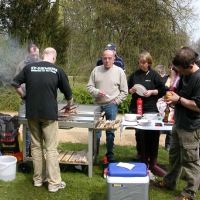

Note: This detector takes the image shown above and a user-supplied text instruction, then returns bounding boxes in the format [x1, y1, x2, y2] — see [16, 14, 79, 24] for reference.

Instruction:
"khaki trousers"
[28, 118, 61, 189]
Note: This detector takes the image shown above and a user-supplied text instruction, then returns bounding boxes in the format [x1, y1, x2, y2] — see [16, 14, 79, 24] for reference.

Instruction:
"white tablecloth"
[120, 117, 173, 136]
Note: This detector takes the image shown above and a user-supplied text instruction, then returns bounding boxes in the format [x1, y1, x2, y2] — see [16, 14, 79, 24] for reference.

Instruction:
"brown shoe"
[172, 194, 192, 200]
[153, 181, 171, 190]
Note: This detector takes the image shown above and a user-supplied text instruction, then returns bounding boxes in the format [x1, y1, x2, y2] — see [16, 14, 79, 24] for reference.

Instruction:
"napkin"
[116, 162, 135, 170]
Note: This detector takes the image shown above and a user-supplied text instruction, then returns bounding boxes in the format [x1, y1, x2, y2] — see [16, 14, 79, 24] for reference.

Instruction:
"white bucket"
[0, 155, 17, 181]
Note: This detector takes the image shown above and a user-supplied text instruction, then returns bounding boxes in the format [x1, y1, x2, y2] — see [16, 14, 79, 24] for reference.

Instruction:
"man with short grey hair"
[14, 44, 40, 156]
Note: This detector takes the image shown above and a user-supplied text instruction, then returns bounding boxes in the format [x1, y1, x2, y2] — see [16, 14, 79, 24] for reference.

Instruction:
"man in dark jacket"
[96, 43, 125, 72]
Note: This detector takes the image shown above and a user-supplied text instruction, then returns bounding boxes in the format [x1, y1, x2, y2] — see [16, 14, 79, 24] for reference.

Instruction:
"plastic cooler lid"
[107, 162, 147, 177]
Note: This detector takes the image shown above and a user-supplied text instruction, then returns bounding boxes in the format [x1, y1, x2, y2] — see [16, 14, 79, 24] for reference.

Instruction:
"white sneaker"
[34, 179, 48, 187]
[48, 181, 66, 192]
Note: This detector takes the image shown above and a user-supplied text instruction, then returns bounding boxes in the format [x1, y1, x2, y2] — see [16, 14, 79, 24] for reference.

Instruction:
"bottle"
[169, 75, 180, 92]
[137, 98, 143, 115]
[163, 104, 170, 123]
[102, 157, 109, 178]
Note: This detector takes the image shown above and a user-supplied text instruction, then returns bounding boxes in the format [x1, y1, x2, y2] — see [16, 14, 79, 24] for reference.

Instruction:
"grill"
[18, 104, 101, 177]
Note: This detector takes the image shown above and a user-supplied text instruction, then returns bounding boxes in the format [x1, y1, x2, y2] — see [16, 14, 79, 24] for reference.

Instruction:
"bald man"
[11, 47, 73, 192]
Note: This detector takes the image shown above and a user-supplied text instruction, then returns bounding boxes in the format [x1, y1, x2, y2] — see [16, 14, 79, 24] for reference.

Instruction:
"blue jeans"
[97, 103, 118, 159]
[26, 126, 31, 148]
[21, 100, 31, 149]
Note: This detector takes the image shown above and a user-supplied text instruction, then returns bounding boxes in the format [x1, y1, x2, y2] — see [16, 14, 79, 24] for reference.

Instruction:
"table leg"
[22, 124, 27, 162]
[88, 128, 93, 178]
[93, 130, 97, 165]
[140, 130, 167, 177]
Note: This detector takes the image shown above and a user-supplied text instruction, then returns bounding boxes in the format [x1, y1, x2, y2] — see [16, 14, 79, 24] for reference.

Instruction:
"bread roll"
[165, 91, 173, 99]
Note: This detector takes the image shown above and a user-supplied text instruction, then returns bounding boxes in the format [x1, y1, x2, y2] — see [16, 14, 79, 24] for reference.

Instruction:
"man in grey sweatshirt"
[87, 50, 128, 162]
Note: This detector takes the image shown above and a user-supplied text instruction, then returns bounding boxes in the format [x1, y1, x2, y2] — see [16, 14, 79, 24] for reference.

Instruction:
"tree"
[0, 0, 71, 66]
[57, 0, 196, 76]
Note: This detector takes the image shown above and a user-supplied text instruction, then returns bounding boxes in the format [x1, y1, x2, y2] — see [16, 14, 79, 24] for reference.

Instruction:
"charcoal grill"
[18, 104, 100, 177]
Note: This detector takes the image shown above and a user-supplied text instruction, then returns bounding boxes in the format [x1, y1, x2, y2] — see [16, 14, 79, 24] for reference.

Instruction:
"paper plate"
[134, 84, 147, 96]
[122, 121, 138, 126]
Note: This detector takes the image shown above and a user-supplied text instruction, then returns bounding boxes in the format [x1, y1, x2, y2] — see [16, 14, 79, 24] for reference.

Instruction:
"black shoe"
[132, 154, 141, 161]
[108, 157, 116, 163]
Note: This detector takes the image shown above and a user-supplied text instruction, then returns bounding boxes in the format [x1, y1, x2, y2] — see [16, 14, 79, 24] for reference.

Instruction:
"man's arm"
[166, 92, 200, 112]
[13, 87, 26, 99]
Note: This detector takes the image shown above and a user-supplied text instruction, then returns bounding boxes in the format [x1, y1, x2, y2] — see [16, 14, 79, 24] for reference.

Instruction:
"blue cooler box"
[107, 162, 149, 200]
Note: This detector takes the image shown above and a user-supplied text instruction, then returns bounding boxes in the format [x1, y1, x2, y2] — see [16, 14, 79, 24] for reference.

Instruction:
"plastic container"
[102, 157, 109, 178]
[137, 98, 143, 115]
[107, 162, 149, 200]
[0, 155, 17, 181]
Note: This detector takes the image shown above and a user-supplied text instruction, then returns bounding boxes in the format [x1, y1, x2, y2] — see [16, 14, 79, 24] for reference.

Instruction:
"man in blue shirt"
[96, 43, 125, 72]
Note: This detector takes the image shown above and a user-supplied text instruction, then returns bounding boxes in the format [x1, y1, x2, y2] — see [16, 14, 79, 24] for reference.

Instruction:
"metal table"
[18, 104, 100, 178]
[120, 117, 173, 177]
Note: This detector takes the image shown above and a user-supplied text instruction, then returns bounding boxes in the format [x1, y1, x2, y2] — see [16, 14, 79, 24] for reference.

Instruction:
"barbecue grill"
[18, 104, 101, 177]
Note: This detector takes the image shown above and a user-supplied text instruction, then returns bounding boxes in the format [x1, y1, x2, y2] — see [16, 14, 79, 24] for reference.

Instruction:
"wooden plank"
[60, 151, 74, 162]
[58, 150, 67, 161]
[68, 150, 88, 163]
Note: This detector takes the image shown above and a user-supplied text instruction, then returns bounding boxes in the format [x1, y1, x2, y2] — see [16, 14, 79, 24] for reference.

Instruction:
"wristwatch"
[177, 96, 182, 104]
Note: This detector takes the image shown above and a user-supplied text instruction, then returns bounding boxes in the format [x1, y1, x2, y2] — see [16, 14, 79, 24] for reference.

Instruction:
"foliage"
[0, 84, 131, 114]
[72, 86, 93, 105]
[118, 94, 131, 114]
[0, 87, 21, 111]
[0, 0, 71, 66]
[0, 142, 198, 200]
[0, 0, 198, 76]
[60, 0, 194, 76]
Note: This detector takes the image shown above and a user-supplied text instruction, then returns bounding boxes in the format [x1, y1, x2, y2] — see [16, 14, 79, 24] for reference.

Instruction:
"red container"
[137, 98, 143, 115]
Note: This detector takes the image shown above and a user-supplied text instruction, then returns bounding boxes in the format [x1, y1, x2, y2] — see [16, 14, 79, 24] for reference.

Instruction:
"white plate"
[137, 119, 151, 125]
[134, 84, 147, 96]
[122, 121, 138, 126]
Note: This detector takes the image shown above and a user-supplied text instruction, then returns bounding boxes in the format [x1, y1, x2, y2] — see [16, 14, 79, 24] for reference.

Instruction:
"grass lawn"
[0, 142, 198, 200]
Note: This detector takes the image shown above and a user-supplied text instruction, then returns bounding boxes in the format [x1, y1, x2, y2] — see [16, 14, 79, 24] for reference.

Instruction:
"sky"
[192, 0, 200, 41]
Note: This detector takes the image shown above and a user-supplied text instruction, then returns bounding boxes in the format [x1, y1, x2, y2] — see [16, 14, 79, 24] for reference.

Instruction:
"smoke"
[0, 37, 27, 87]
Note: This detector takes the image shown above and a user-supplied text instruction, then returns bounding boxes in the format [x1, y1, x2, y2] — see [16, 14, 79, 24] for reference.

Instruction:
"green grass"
[0, 142, 198, 200]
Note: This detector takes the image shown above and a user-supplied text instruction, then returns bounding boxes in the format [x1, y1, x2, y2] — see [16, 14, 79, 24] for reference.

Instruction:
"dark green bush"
[72, 86, 131, 113]
[0, 86, 131, 114]
[72, 86, 94, 105]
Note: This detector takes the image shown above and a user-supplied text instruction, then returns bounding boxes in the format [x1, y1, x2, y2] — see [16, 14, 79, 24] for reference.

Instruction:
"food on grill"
[68, 109, 78, 114]
[58, 109, 78, 118]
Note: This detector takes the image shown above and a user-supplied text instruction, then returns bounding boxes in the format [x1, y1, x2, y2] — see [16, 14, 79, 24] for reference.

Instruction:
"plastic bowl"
[143, 113, 158, 120]
[124, 114, 141, 122]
